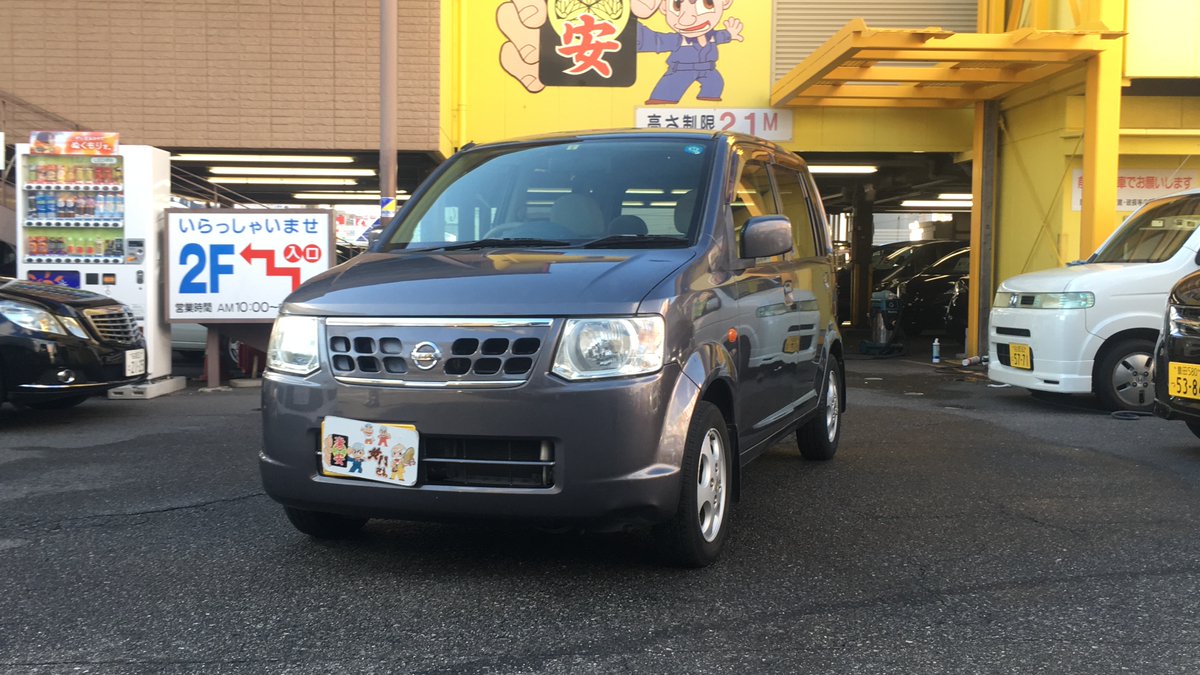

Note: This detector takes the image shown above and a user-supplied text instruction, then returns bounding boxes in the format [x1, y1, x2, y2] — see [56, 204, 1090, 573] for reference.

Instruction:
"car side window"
[730, 160, 778, 256]
[774, 167, 819, 259]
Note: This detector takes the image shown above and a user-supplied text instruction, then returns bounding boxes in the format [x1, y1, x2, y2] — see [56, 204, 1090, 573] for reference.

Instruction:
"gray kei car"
[261, 130, 846, 566]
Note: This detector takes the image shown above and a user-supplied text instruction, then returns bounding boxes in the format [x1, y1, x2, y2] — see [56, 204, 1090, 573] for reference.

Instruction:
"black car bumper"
[1, 334, 145, 403]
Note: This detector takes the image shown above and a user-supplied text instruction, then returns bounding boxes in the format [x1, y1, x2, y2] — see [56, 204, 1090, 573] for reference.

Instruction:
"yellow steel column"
[1079, 0, 1125, 257]
[968, 101, 999, 357]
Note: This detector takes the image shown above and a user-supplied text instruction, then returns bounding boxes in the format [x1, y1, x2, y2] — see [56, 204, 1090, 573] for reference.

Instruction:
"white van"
[989, 191, 1200, 411]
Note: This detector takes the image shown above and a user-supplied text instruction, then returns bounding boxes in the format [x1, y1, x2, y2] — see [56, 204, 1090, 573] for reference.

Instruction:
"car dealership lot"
[2, 358, 1200, 674]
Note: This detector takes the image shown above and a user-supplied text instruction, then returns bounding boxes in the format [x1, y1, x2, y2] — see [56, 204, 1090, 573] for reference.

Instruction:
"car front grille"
[421, 436, 555, 489]
[82, 305, 140, 345]
[325, 318, 553, 388]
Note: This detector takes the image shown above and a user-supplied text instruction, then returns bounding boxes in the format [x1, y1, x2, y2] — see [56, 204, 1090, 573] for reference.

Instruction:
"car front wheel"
[655, 401, 731, 568]
[1095, 337, 1155, 412]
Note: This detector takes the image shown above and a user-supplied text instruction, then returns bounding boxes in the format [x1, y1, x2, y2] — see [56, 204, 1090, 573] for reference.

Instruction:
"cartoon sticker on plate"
[321, 416, 419, 486]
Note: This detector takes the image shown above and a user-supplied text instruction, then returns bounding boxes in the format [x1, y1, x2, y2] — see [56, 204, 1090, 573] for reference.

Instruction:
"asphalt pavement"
[2, 350, 1200, 674]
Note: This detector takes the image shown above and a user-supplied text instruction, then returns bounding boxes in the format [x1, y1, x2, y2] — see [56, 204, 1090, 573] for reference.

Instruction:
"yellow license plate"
[1168, 362, 1200, 400]
[783, 335, 801, 353]
[1009, 343, 1032, 370]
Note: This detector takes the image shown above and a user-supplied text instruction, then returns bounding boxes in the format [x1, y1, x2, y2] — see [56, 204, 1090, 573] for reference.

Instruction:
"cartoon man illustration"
[389, 445, 417, 483]
[498, 0, 743, 103]
[636, 0, 743, 104]
[360, 423, 374, 447]
[348, 444, 366, 474]
[377, 427, 391, 448]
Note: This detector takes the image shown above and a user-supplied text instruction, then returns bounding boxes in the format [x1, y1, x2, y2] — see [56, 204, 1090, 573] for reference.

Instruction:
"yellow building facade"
[438, 0, 1200, 353]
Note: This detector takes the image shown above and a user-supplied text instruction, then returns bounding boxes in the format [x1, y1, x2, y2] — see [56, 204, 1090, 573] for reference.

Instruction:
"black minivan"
[260, 130, 845, 566]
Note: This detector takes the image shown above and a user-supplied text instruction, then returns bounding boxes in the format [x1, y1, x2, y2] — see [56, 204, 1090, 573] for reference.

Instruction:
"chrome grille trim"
[325, 318, 554, 388]
[327, 318, 553, 328]
[334, 377, 524, 389]
[82, 305, 139, 345]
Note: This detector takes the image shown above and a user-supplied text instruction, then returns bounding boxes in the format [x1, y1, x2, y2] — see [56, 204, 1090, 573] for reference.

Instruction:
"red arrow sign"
[241, 244, 302, 291]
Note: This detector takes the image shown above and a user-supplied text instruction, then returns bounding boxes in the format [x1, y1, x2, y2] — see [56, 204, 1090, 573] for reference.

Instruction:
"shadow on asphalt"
[284, 520, 682, 574]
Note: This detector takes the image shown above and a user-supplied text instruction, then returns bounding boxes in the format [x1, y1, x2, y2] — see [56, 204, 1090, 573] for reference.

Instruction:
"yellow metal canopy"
[771, 19, 1121, 109]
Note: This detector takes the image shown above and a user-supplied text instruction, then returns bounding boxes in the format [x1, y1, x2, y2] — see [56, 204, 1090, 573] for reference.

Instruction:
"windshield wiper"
[409, 238, 571, 252]
[578, 234, 690, 249]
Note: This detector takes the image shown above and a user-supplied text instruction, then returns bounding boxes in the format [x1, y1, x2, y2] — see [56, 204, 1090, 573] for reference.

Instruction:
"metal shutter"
[773, 0, 979, 80]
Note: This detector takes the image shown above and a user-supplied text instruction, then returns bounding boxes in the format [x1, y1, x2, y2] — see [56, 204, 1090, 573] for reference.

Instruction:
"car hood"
[998, 264, 1154, 294]
[284, 247, 697, 317]
[0, 277, 121, 313]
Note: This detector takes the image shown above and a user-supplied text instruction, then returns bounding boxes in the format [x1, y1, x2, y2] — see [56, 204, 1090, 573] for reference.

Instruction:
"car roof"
[460, 128, 797, 160]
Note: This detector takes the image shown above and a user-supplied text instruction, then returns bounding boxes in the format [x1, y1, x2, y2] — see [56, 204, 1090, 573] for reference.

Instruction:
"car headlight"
[993, 292, 1093, 309]
[551, 316, 665, 380]
[0, 299, 68, 336]
[1168, 305, 1200, 337]
[267, 315, 321, 375]
[58, 316, 92, 340]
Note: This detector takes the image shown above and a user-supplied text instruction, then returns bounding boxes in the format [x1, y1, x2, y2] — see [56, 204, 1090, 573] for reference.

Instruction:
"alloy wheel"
[695, 428, 726, 543]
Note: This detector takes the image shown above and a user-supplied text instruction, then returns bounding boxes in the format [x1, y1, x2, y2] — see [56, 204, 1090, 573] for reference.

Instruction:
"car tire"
[283, 507, 367, 539]
[1094, 337, 1156, 412]
[796, 358, 843, 461]
[654, 401, 732, 568]
[24, 395, 90, 410]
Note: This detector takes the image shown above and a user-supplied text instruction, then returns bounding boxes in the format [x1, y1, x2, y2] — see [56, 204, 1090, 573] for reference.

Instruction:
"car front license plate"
[320, 415, 419, 486]
[124, 349, 146, 377]
[1009, 343, 1032, 370]
[1168, 362, 1200, 400]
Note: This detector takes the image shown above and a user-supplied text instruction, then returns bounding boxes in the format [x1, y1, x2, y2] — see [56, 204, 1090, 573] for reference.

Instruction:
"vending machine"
[15, 135, 179, 396]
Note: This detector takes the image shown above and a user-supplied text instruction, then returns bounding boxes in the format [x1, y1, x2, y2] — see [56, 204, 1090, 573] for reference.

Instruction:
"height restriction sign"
[165, 209, 334, 323]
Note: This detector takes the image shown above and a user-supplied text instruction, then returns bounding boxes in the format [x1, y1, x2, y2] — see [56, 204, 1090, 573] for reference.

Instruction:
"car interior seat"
[550, 193, 606, 238]
[608, 215, 648, 235]
[674, 191, 698, 235]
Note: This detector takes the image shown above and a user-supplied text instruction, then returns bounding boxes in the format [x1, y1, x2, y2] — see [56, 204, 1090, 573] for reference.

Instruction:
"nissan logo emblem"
[410, 341, 442, 370]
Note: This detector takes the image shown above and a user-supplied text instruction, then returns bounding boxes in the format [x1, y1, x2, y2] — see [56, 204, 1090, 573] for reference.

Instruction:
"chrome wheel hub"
[825, 373, 840, 442]
[1112, 351, 1153, 408]
[696, 428, 726, 543]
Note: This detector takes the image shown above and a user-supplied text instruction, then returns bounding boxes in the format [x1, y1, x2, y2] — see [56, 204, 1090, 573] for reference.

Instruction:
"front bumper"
[987, 306, 1098, 394]
[1153, 318, 1200, 424]
[0, 335, 145, 402]
[260, 362, 700, 526]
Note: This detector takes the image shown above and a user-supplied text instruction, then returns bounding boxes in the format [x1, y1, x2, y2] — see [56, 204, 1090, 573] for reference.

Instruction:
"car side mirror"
[1194, 248, 1200, 266]
[741, 216, 792, 259]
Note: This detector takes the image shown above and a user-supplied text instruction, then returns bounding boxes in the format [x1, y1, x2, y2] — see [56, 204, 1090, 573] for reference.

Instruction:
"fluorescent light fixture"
[172, 154, 355, 163]
[808, 165, 878, 174]
[627, 189, 665, 194]
[210, 166, 376, 177]
[528, 188, 570, 194]
[650, 201, 678, 207]
[293, 192, 384, 201]
[621, 201, 645, 207]
[901, 200, 973, 208]
[938, 193, 973, 200]
[209, 177, 358, 185]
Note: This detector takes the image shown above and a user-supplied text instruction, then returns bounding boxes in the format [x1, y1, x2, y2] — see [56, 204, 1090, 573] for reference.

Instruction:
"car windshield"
[380, 138, 714, 251]
[926, 249, 970, 275]
[876, 245, 915, 271]
[1092, 194, 1200, 263]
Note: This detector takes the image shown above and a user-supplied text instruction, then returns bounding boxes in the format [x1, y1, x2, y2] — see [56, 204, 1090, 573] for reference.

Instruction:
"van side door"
[773, 162, 834, 414]
[724, 151, 800, 450]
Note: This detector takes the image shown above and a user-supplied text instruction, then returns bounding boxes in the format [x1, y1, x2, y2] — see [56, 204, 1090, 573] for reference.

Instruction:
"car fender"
[1087, 308, 1164, 355]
